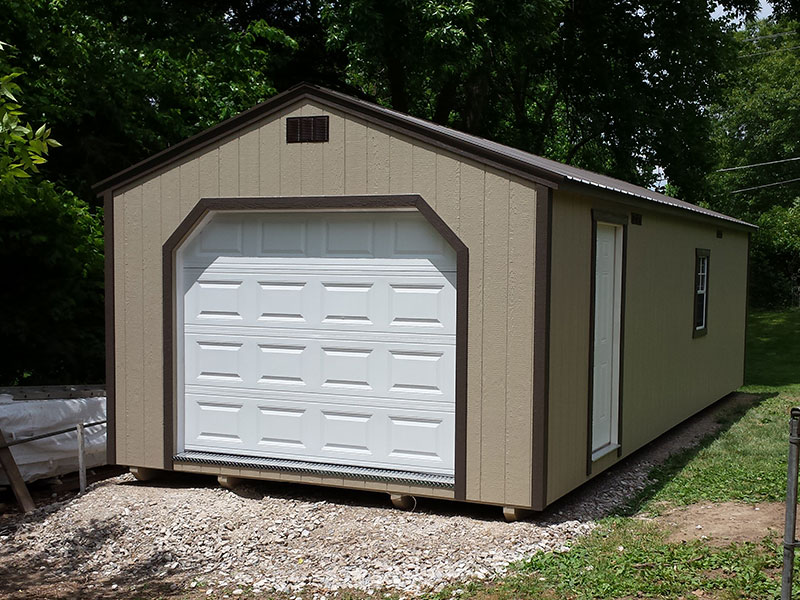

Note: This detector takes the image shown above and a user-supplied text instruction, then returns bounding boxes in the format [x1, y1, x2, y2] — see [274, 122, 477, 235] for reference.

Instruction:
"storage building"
[94, 84, 752, 517]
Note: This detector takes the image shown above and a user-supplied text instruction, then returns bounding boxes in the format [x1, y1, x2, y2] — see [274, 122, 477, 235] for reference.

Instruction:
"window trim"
[693, 248, 710, 338]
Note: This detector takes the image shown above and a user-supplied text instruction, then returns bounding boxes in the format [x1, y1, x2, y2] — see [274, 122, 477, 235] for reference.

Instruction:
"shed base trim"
[173, 451, 455, 488]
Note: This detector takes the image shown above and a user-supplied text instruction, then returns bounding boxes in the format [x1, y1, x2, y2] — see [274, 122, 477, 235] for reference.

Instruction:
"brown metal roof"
[94, 83, 755, 229]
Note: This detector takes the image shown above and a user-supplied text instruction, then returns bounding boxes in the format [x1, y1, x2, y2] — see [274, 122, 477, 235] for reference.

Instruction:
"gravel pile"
[1, 477, 592, 594]
[0, 393, 750, 596]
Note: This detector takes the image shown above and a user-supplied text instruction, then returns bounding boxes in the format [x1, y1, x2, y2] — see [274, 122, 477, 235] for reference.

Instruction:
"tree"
[323, 0, 761, 194]
[705, 19, 800, 307]
[0, 0, 296, 202]
[0, 40, 60, 184]
[0, 44, 104, 384]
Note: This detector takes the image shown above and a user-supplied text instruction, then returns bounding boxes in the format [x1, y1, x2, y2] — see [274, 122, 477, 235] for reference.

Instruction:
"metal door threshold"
[174, 451, 455, 488]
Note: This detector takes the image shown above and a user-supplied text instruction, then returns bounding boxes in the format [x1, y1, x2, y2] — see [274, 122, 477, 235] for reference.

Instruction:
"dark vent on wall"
[286, 116, 329, 143]
[631, 213, 643, 225]
[717, 229, 723, 239]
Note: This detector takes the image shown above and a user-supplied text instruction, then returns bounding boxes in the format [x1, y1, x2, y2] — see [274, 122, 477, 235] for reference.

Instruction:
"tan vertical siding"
[198, 148, 220, 198]
[479, 173, 510, 504]
[344, 115, 367, 194]
[547, 189, 748, 504]
[505, 181, 536, 504]
[112, 193, 126, 462]
[459, 163, 485, 502]
[238, 129, 260, 196]
[112, 100, 540, 507]
[160, 167, 180, 238]
[366, 126, 391, 195]
[219, 139, 239, 196]
[179, 159, 198, 219]
[546, 194, 592, 501]
[389, 136, 413, 193]
[412, 145, 437, 210]
[323, 109, 346, 194]
[435, 155, 460, 234]
[122, 185, 144, 466]
[258, 119, 281, 196]
[141, 178, 164, 467]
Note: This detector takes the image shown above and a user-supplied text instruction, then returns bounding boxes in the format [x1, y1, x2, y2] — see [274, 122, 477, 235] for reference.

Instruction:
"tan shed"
[94, 84, 753, 515]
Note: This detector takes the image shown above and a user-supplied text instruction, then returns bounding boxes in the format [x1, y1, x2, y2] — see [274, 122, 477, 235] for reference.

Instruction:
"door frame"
[586, 209, 628, 475]
[162, 194, 469, 498]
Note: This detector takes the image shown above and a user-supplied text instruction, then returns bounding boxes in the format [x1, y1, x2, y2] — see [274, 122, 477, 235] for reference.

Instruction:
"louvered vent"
[631, 213, 643, 225]
[286, 116, 329, 143]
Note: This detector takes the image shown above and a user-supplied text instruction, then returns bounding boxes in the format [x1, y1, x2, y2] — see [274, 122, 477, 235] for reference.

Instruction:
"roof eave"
[565, 178, 757, 231]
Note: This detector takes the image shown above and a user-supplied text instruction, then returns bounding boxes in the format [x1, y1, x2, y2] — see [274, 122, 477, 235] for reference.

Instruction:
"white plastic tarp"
[0, 396, 107, 485]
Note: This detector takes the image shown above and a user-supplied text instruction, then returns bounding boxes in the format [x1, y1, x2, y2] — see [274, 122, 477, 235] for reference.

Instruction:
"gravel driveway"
[0, 394, 754, 598]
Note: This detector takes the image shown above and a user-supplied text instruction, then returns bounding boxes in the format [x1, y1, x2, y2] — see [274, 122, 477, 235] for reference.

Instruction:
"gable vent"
[286, 116, 329, 143]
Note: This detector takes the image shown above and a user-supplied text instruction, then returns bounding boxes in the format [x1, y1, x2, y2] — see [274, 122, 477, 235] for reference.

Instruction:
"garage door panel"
[185, 272, 455, 335]
[186, 384, 453, 413]
[257, 281, 308, 324]
[320, 282, 375, 324]
[185, 323, 455, 346]
[256, 405, 308, 450]
[257, 343, 309, 387]
[184, 392, 454, 473]
[185, 333, 454, 403]
[185, 396, 248, 449]
[260, 219, 307, 256]
[392, 217, 448, 258]
[182, 211, 457, 476]
[321, 410, 373, 454]
[184, 212, 457, 269]
[197, 217, 244, 256]
[388, 415, 446, 461]
[194, 340, 245, 383]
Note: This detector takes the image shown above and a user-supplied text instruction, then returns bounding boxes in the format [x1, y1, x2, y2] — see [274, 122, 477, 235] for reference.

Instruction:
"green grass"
[625, 308, 800, 510]
[462, 519, 785, 600]
[433, 309, 800, 600]
[745, 309, 800, 389]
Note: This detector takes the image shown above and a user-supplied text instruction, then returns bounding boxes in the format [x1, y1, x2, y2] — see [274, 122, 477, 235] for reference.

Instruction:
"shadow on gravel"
[0, 515, 184, 600]
[118, 466, 507, 523]
[227, 474, 505, 522]
[540, 391, 773, 522]
[104, 392, 772, 527]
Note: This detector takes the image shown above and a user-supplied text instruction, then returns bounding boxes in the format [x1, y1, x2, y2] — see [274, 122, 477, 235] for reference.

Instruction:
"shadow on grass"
[618, 391, 777, 517]
[745, 309, 800, 386]
[540, 391, 775, 522]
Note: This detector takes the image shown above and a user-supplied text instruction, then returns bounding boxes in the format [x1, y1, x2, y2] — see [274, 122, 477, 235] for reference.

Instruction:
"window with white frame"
[693, 249, 710, 337]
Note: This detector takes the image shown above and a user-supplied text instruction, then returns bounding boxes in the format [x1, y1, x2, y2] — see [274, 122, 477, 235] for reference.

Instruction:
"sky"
[712, 1, 773, 21]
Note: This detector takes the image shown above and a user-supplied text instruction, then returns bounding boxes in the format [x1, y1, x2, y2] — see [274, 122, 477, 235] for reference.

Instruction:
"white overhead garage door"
[180, 211, 456, 475]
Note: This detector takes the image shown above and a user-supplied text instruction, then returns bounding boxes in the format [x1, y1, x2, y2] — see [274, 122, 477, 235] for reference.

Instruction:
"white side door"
[592, 223, 623, 457]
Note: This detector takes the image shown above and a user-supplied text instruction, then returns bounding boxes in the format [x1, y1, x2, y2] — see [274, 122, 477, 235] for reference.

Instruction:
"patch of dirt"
[654, 501, 785, 546]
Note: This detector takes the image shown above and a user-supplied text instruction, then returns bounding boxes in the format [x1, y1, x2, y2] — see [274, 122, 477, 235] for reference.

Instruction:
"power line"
[742, 31, 797, 42]
[740, 44, 800, 57]
[729, 176, 800, 194]
[717, 156, 800, 172]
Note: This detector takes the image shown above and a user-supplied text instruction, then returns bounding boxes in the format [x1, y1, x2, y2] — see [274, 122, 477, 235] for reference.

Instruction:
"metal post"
[782, 407, 800, 600]
[76, 423, 86, 494]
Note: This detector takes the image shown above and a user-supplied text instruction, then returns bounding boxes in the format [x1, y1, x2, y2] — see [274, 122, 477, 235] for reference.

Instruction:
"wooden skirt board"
[178, 211, 457, 475]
